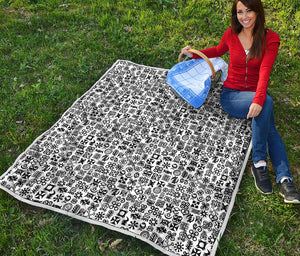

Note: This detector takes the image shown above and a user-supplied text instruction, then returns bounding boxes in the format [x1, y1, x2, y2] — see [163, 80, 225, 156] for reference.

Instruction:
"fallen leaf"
[59, 3, 70, 8]
[97, 238, 111, 252]
[38, 217, 53, 227]
[97, 240, 106, 252]
[125, 25, 132, 33]
[109, 239, 122, 249]
[91, 225, 95, 234]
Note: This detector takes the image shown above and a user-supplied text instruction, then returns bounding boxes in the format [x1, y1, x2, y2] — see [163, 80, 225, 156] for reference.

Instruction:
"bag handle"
[178, 49, 216, 78]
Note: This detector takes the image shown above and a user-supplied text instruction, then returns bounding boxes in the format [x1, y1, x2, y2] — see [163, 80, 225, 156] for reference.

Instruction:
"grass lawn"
[0, 0, 299, 255]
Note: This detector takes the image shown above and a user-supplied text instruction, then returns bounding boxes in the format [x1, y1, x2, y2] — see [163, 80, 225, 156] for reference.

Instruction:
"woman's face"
[236, 1, 257, 30]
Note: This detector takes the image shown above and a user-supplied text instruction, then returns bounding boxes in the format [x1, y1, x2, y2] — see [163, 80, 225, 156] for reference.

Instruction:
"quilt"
[0, 60, 252, 256]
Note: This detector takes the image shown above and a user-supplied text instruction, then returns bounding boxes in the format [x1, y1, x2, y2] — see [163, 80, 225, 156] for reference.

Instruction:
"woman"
[181, 0, 299, 204]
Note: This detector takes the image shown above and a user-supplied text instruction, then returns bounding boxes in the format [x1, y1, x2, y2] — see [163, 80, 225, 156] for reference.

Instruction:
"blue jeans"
[220, 87, 292, 183]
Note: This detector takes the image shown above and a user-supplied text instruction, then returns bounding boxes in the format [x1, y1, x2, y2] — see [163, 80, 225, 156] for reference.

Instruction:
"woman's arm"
[252, 41, 280, 107]
[247, 31, 280, 118]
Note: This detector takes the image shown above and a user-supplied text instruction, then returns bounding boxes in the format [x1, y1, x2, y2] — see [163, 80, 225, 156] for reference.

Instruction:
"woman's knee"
[259, 95, 274, 118]
[264, 95, 273, 109]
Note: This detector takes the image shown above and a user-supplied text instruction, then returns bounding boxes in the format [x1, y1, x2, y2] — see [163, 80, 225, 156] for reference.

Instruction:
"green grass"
[0, 0, 299, 255]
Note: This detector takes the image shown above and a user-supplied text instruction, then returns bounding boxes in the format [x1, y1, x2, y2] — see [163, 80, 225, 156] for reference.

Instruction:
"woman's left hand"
[247, 103, 262, 119]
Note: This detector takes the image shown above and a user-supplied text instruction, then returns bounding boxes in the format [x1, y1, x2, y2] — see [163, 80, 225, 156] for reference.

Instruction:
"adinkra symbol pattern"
[0, 60, 251, 256]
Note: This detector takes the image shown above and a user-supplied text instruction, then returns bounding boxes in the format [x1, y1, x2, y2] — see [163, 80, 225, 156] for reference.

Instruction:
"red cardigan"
[192, 27, 280, 107]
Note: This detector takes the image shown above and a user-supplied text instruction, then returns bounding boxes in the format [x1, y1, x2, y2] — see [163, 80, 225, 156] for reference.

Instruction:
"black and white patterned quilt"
[0, 60, 252, 256]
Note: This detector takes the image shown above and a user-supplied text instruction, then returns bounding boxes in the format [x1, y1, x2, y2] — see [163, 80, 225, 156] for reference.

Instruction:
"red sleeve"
[252, 31, 280, 106]
[192, 28, 230, 59]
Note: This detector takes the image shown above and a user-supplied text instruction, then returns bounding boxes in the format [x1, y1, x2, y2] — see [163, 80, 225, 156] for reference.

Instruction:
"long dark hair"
[231, 0, 266, 59]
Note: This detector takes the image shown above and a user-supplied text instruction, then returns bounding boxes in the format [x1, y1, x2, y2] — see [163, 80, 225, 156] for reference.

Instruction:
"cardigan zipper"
[245, 59, 248, 88]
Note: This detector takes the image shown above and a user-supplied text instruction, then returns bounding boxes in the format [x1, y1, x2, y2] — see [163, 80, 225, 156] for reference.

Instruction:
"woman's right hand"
[181, 45, 193, 58]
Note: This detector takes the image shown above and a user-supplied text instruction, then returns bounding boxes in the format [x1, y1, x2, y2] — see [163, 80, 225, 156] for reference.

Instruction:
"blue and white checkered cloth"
[166, 58, 228, 108]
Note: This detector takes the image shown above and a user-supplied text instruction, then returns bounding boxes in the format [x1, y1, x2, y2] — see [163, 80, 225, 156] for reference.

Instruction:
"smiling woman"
[236, 3, 257, 31]
[181, 0, 300, 204]
[231, 0, 266, 60]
